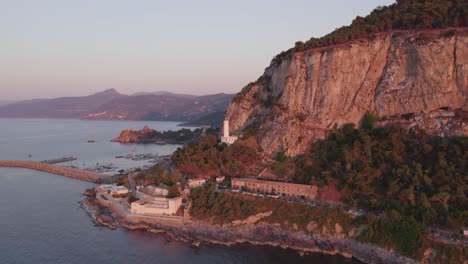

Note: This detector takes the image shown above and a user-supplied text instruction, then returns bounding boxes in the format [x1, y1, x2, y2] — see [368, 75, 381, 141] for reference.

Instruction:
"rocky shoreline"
[84, 193, 415, 264]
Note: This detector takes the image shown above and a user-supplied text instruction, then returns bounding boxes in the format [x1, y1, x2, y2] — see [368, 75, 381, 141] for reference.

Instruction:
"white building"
[136, 185, 168, 198]
[187, 178, 206, 188]
[130, 197, 182, 216]
[97, 184, 129, 196]
[130, 185, 182, 216]
[220, 120, 238, 145]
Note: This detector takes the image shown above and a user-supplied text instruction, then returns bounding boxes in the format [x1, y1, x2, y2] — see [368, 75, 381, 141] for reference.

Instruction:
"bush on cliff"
[358, 213, 422, 257]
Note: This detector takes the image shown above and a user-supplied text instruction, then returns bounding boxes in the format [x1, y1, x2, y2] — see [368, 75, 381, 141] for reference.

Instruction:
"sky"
[1, 0, 395, 100]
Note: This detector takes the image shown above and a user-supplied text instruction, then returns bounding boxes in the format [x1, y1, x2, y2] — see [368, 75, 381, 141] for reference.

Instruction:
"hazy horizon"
[1, 88, 234, 102]
[2, 0, 395, 100]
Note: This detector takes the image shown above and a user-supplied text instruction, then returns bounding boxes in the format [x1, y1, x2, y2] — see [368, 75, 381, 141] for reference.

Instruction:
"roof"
[189, 178, 206, 182]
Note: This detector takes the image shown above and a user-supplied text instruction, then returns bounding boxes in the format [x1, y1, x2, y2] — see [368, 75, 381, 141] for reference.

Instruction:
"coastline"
[86, 193, 415, 264]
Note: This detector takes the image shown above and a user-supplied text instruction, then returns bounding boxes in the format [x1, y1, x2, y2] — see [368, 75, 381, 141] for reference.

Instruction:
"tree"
[361, 112, 378, 130]
[170, 169, 182, 183]
[166, 185, 180, 198]
[275, 149, 289, 162]
[127, 192, 138, 203]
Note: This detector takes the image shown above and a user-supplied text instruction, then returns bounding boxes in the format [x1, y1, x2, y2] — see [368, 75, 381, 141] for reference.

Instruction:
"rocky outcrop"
[112, 126, 204, 144]
[228, 211, 272, 226]
[112, 125, 155, 143]
[226, 29, 468, 156]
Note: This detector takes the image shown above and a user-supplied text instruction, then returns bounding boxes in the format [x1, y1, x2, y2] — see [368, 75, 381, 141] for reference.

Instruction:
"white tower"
[221, 119, 238, 145]
[223, 120, 229, 137]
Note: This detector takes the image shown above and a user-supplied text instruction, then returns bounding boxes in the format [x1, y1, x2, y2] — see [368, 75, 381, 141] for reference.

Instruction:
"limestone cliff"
[226, 29, 468, 156]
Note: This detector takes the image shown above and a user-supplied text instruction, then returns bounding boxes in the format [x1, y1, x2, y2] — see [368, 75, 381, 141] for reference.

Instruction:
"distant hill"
[0, 89, 234, 125]
[178, 111, 227, 127]
[131, 91, 197, 99]
[0, 100, 16, 106]
[0, 89, 125, 118]
[83, 92, 234, 123]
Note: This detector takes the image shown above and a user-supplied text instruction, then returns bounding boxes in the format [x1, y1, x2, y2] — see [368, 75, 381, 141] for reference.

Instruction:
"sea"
[0, 118, 360, 264]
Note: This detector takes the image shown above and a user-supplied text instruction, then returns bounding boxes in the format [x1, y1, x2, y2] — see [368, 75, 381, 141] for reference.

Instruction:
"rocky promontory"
[112, 126, 206, 144]
[87, 195, 415, 264]
[112, 125, 156, 143]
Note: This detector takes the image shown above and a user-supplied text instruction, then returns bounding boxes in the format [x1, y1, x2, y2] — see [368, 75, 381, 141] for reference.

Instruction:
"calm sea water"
[0, 119, 360, 264]
[0, 118, 185, 172]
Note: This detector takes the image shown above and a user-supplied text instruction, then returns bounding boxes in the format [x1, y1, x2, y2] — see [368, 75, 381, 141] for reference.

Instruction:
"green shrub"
[361, 112, 378, 130]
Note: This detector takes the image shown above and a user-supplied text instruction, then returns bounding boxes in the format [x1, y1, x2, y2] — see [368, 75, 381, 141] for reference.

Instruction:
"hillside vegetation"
[175, 117, 466, 259]
[290, 114, 467, 231]
[171, 135, 263, 177]
[190, 183, 353, 233]
[173, 114, 467, 230]
[274, 0, 467, 62]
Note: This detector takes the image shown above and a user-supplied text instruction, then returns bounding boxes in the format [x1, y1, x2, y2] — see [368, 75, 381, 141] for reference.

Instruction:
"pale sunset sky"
[1, 0, 395, 100]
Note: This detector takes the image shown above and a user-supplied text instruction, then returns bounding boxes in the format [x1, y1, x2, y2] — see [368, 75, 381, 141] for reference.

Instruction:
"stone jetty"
[0, 160, 112, 183]
[41, 156, 77, 164]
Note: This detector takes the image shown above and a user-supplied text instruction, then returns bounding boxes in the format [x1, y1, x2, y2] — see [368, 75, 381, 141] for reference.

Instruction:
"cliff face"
[226, 29, 468, 156]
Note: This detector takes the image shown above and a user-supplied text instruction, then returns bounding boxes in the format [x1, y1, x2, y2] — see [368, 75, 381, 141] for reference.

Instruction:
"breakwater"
[41, 156, 77, 164]
[0, 160, 111, 183]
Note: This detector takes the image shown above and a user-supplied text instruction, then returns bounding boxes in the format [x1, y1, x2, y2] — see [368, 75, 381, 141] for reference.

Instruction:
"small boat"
[87, 139, 96, 143]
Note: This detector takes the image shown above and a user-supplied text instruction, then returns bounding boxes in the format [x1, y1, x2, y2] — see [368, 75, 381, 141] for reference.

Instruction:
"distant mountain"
[131, 91, 197, 99]
[178, 111, 227, 127]
[0, 89, 234, 125]
[83, 92, 234, 123]
[0, 100, 16, 106]
[0, 89, 125, 118]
